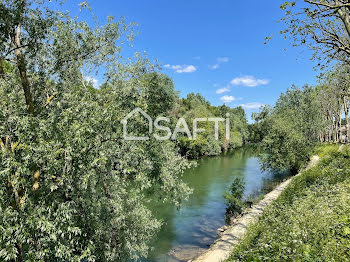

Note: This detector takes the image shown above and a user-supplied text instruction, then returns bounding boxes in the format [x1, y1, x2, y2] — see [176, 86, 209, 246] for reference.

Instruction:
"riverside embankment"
[191, 154, 320, 262]
[145, 147, 290, 261]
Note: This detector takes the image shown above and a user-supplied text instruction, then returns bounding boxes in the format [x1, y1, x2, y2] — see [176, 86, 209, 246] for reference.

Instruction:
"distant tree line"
[172, 93, 248, 159]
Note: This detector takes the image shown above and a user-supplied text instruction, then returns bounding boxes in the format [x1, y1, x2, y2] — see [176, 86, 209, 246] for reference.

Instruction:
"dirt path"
[190, 155, 320, 262]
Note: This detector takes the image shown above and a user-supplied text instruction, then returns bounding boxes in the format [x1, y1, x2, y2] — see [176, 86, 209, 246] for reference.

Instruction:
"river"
[144, 146, 288, 262]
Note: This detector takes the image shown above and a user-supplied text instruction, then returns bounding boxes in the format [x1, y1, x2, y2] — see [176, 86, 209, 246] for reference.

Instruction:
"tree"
[172, 93, 248, 159]
[248, 105, 272, 144]
[261, 85, 323, 172]
[261, 1, 350, 173]
[141, 73, 178, 117]
[224, 177, 245, 223]
[0, 1, 192, 261]
[317, 64, 350, 143]
[281, 1, 350, 65]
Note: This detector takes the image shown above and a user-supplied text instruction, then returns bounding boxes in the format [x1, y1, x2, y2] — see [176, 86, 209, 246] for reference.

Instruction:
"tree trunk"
[11, 25, 35, 115]
[344, 97, 349, 143]
[15, 243, 23, 262]
[339, 106, 343, 143]
[332, 114, 337, 143]
[0, 58, 5, 79]
[338, 8, 350, 40]
[344, 97, 350, 144]
[326, 110, 330, 142]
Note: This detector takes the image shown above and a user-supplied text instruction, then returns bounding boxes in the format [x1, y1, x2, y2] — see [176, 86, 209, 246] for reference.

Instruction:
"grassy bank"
[228, 144, 350, 261]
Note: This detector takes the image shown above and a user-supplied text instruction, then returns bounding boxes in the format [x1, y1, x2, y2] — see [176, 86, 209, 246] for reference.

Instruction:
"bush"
[224, 178, 245, 223]
[260, 86, 324, 173]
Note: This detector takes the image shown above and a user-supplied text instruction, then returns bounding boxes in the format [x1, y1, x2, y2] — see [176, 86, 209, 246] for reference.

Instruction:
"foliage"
[228, 145, 350, 262]
[280, 1, 350, 66]
[174, 93, 248, 159]
[224, 177, 245, 223]
[0, 1, 195, 261]
[0, 1, 250, 260]
[312, 143, 340, 158]
[254, 66, 350, 174]
[260, 85, 323, 172]
[247, 106, 272, 144]
[316, 64, 350, 144]
[139, 72, 178, 117]
[263, 0, 350, 172]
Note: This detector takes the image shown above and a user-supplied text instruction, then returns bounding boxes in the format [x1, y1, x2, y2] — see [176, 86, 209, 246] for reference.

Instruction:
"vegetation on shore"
[227, 1, 350, 258]
[171, 94, 248, 159]
[0, 1, 248, 261]
[223, 177, 245, 223]
[248, 0, 350, 173]
[2, 0, 350, 261]
[248, 58, 350, 175]
[228, 145, 350, 261]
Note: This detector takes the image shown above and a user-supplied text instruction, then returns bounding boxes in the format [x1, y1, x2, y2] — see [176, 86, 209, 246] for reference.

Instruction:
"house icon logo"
[121, 108, 231, 141]
[121, 107, 153, 140]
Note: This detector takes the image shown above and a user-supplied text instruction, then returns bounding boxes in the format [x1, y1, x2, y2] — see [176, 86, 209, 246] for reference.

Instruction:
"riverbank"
[226, 144, 350, 261]
[146, 147, 289, 261]
[190, 150, 321, 262]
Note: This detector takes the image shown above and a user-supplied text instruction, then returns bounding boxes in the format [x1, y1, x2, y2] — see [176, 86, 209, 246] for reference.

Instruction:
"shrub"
[224, 178, 245, 223]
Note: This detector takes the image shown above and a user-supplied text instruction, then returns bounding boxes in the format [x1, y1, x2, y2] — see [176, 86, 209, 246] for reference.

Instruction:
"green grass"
[228, 145, 350, 262]
[312, 143, 340, 158]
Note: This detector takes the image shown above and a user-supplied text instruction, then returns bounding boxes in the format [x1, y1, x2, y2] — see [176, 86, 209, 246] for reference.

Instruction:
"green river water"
[144, 146, 288, 262]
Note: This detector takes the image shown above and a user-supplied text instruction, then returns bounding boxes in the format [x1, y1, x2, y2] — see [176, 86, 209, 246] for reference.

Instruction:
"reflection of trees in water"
[262, 169, 290, 193]
[247, 168, 291, 200]
[183, 149, 249, 208]
[145, 201, 177, 261]
[224, 145, 262, 160]
[145, 146, 271, 261]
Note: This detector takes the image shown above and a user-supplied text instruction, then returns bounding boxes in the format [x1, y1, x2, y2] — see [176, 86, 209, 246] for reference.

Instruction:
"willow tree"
[261, 85, 323, 172]
[0, 1, 191, 261]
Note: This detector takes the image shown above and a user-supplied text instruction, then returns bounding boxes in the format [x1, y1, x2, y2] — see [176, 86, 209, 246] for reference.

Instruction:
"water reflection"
[144, 146, 288, 262]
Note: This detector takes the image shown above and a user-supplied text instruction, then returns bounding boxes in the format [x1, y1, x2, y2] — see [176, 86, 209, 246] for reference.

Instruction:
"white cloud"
[239, 102, 266, 109]
[164, 64, 197, 73]
[85, 76, 99, 89]
[208, 64, 220, 70]
[217, 57, 229, 63]
[216, 87, 230, 94]
[220, 95, 236, 103]
[178, 65, 197, 73]
[230, 76, 269, 87]
[209, 57, 229, 70]
[209, 64, 220, 70]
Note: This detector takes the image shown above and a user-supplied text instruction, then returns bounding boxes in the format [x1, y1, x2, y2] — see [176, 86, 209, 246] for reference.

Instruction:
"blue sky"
[65, 0, 318, 119]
